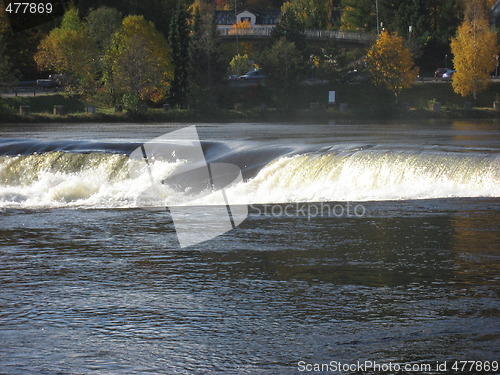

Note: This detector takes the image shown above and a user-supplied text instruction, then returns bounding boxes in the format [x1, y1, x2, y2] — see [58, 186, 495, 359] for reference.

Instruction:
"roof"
[214, 10, 281, 25]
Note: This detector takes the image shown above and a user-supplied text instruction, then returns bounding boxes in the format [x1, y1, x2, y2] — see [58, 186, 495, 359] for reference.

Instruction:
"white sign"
[328, 91, 336, 104]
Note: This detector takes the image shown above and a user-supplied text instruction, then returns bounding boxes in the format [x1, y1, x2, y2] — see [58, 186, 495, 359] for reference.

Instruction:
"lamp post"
[376, 0, 380, 34]
[496, 55, 499, 77]
[445, 54, 448, 69]
[234, 0, 239, 57]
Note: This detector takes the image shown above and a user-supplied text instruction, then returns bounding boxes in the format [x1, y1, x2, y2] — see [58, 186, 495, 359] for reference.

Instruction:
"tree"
[451, 0, 498, 99]
[366, 30, 419, 100]
[0, 4, 9, 34]
[0, 36, 18, 83]
[260, 37, 304, 108]
[229, 54, 251, 76]
[34, 8, 98, 93]
[310, 43, 351, 82]
[271, 7, 306, 52]
[188, 11, 227, 110]
[168, 0, 191, 108]
[281, 0, 328, 30]
[85, 7, 123, 52]
[340, 0, 376, 32]
[104, 15, 173, 107]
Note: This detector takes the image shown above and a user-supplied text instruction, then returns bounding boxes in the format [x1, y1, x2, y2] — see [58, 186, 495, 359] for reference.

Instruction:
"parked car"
[239, 69, 266, 81]
[434, 68, 446, 77]
[36, 78, 57, 88]
[434, 68, 454, 78]
[342, 70, 369, 84]
[442, 70, 455, 79]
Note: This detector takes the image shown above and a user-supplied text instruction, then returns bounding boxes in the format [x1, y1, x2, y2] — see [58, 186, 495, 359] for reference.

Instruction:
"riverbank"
[1, 82, 499, 123]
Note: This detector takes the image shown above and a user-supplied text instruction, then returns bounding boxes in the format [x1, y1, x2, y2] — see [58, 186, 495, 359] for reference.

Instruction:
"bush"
[121, 93, 147, 114]
[0, 97, 15, 116]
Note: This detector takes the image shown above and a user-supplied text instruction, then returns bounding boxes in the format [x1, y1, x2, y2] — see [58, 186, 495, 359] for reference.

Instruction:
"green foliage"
[104, 15, 173, 104]
[60, 7, 85, 32]
[188, 11, 227, 110]
[77, 0, 178, 37]
[310, 44, 351, 82]
[229, 54, 251, 76]
[271, 7, 306, 52]
[121, 93, 147, 113]
[0, 36, 18, 83]
[85, 7, 123, 52]
[260, 37, 305, 107]
[281, 0, 328, 29]
[34, 8, 99, 94]
[340, 0, 375, 32]
[168, 0, 191, 108]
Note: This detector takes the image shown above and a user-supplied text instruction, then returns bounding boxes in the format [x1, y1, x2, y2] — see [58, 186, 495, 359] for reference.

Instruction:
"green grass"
[4, 93, 90, 114]
[1, 82, 499, 123]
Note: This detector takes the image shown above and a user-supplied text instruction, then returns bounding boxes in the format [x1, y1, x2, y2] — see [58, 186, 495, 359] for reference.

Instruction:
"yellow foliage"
[34, 9, 98, 92]
[229, 20, 251, 35]
[104, 15, 172, 103]
[366, 30, 419, 98]
[233, 20, 251, 29]
[451, 11, 498, 99]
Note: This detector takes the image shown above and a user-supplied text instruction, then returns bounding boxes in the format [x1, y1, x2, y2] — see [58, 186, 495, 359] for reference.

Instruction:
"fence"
[217, 28, 376, 43]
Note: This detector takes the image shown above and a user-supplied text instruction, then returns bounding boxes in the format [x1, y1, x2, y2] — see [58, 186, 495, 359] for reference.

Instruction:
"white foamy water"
[0, 148, 498, 209]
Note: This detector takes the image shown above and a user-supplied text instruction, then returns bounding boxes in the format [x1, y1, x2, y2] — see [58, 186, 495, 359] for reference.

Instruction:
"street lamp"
[445, 54, 448, 69]
[496, 55, 499, 77]
[376, 0, 380, 34]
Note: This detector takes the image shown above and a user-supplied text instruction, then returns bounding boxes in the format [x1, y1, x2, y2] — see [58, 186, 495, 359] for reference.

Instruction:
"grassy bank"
[1, 82, 499, 123]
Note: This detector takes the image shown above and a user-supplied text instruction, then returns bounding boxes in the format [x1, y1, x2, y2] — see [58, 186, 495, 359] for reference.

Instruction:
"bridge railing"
[217, 28, 273, 37]
[304, 29, 376, 42]
[217, 28, 376, 43]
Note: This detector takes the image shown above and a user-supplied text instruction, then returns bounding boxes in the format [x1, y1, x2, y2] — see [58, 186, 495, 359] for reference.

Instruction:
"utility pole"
[234, 0, 239, 58]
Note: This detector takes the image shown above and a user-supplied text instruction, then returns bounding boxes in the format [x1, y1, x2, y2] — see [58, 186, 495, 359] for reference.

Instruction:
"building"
[214, 10, 281, 32]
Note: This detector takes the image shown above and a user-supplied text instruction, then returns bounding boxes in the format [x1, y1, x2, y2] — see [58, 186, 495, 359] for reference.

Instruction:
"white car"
[442, 70, 455, 79]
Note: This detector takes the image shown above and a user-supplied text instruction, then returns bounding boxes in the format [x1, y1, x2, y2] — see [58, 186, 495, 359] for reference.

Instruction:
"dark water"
[0, 121, 499, 374]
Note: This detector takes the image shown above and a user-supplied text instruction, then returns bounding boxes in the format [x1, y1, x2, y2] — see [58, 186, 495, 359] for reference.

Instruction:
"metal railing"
[217, 28, 376, 43]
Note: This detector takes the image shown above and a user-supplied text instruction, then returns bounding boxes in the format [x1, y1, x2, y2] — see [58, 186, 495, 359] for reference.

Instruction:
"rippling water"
[0, 121, 499, 374]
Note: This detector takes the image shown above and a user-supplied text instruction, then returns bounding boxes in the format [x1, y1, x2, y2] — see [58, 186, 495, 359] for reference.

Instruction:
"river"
[0, 120, 499, 374]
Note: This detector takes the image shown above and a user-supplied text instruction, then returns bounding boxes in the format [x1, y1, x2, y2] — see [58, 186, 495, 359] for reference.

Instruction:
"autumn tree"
[34, 8, 98, 93]
[104, 15, 173, 108]
[451, 0, 498, 99]
[366, 30, 419, 100]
